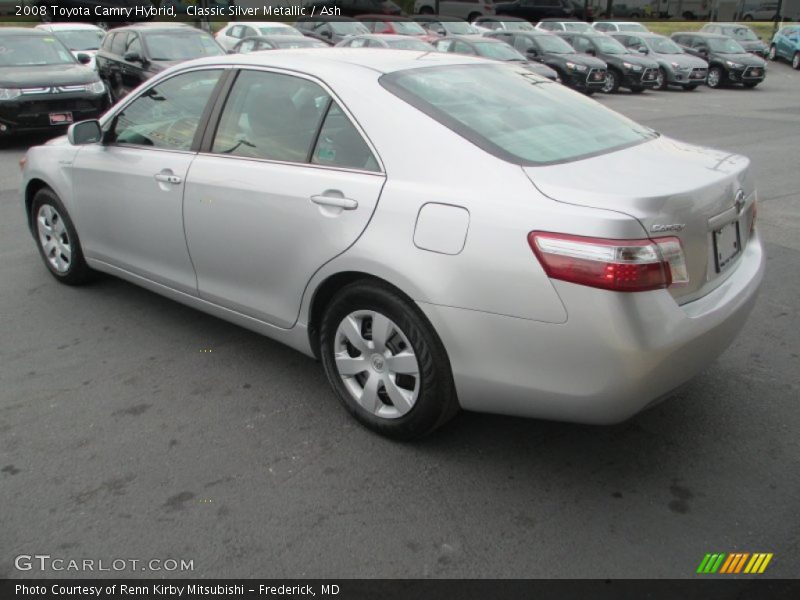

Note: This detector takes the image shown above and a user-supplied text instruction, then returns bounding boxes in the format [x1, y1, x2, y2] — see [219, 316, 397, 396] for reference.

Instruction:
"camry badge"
[651, 223, 686, 232]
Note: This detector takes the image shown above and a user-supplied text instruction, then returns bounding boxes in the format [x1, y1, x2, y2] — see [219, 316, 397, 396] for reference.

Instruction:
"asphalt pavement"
[1, 62, 798, 579]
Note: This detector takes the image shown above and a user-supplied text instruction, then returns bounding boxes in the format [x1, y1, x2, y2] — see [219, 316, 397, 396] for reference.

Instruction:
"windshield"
[380, 64, 656, 165]
[258, 26, 302, 36]
[0, 36, 75, 66]
[536, 35, 576, 54]
[503, 21, 535, 32]
[146, 33, 223, 61]
[707, 37, 746, 53]
[387, 38, 433, 50]
[594, 36, 628, 54]
[474, 42, 526, 61]
[54, 29, 104, 51]
[331, 22, 370, 35]
[443, 22, 479, 35]
[618, 23, 648, 32]
[564, 22, 592, 32]
[724, 27, 758, 41]
[648, 37, 682, 54]
[392, 21, 427, 35]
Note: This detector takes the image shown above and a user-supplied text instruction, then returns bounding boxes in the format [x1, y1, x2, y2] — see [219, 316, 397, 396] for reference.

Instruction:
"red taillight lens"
[528, 232, 688, 292]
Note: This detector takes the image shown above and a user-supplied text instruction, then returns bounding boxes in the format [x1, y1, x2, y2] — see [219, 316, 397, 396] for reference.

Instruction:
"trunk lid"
[523, 136, 756, 302]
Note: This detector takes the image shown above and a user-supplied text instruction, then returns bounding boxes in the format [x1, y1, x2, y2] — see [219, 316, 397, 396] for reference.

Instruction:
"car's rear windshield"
[380, 64, 657, 165]
[392, 21, 427, 35]
[55, 29, 105, 51]
[0, 35, 75, 66]
[145, 32, 223, 61]
[707, 37, 746, 53]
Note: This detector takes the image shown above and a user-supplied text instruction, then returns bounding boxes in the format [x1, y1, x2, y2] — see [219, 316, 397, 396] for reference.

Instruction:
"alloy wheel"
[793, 53, 800, 70]
[37, 204, 72, 273]
[602, 71, 616, 93]
[656, 68, 666, 90]
[707, 67, 722, 88]
[768, 45, 777, 61]
[334, 310, 420, 419]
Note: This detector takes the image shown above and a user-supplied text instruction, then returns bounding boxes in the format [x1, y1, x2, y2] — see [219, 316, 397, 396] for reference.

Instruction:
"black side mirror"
[638, 46, 649, 54]
[698, 47, 709, 56]
[67, 120, 102, 146]
[527, 48, 538, 58]
[123, 51, 144, 63]
[586, 49, 596, 56]
[76, 53, 92, 64]
[321, 30, 331, 38]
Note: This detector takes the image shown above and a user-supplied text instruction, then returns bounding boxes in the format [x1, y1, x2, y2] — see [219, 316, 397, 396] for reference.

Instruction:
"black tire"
[584, 89, 595, 96]
[656, 67, 669, 90]
[683, 84, 698, 91]
[30, 187, 95, 286]
[320, 280, 459, 440]
[768, 44, 777, 61]
[602, 69, 620, 93]
[630, 85, 645, 93]
[743, 14, 753, 21]
[419, 6, 434, 15]
[743, 82, 759, 88]
[467, 12, 481, 22]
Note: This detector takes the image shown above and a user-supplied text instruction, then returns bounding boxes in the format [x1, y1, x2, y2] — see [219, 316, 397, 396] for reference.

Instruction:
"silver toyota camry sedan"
[20, 49, 764, 439]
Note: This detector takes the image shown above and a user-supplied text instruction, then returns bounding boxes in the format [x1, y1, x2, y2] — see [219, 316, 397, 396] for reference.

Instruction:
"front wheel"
[768, 45, 777, 61]
[320, 281, 459, 439]
[707, 66, 724, 88]
[656, 67, 669, 90]
[31, 188, 95, 285]
[602, 69, 620, 93]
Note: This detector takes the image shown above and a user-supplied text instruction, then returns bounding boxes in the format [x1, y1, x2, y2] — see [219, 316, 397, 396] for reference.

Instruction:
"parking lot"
[1, 61, 799, 579]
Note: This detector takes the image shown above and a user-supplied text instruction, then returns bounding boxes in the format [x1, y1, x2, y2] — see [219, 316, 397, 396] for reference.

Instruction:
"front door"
[72, 68, 224, 294]
[183, 69, 386, 328]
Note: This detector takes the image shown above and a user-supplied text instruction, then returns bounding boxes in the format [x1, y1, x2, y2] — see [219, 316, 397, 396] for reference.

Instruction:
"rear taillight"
[528, 232, 689, 292]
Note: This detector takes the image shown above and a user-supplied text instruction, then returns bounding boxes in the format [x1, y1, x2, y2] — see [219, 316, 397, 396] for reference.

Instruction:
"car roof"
[440, 35, 500, 43]
[113, 24, 199, 33]
[349, 34, 417, 41]
[539, 18, 585, 22]
[0, 27, 51, 36]
[37, 23, 104, 31]
[413, 15, 471, 22]
[241, 35, 317, 42]
[613, 31, 663, 38]
[672, 32, 726, 39]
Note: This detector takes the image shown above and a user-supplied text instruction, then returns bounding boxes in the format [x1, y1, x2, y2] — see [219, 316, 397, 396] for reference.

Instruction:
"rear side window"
[312, 104, 379, 172]
[381, 64, 657, 165]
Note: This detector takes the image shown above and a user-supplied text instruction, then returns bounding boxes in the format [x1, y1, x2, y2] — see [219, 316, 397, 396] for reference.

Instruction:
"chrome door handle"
[311, 195, 358, 210]
[154, 173, 182, 185]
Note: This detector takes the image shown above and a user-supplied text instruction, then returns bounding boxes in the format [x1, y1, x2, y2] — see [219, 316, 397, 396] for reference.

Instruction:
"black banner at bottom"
[3, 579, 800, 600]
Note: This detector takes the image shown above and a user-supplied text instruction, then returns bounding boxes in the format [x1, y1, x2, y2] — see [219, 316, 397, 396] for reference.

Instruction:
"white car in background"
[35, 23, 105, 70]
[215, 22, 303, 51]
[414, 0, 495, 21]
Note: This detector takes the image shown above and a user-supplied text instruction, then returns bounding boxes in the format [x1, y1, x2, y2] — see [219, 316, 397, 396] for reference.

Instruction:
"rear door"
[183, 69, 386, 328]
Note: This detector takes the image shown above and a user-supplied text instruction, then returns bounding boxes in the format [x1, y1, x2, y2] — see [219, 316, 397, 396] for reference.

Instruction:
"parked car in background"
[610, 32, 708, 90]
[413, 0, 496, 21]
[535, 19, 593, 33]
[739, 1, 778, 21]
[230, 36, 329, 54]
[302, 0, 402, 17]
[0, 28, 108, 136]
[768, 25, 800, 69]
[700, 23, 767, 57]
[559, 31, 659, 93]
[413, 15, 481, 36]
[472, 16, 536, 34]
[356, 15, 440, 43]
[592, 20, 649, 33]
[487, 30, 607, 93]
[432, 35, 560, 80]
[96, 24, 224, 100]
[671, 32, 766, 88]
[337, 34, 437, 50]
[215, 22, 304, 51]
[30, 0, 153, 25]
[20, 50, 764, 438]
[296, 17, 371, 45]
[35, 23, 106, 70]
[494, 0, 582, 22]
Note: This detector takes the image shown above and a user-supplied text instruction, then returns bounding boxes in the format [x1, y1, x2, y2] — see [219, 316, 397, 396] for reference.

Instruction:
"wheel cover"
[656, 70, 665, 88]
[708, 68, 720, 87]
[37, 204, 72, 273]
[602, 72, 616, 93]
[769, 46, 776, 60]
[334, 310, 420, 419]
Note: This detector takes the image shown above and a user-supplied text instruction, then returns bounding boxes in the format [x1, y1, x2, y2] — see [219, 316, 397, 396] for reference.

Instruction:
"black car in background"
[671, 32, 767, 89]
[699, 23, 768, 57]
[296, 17, 371, 45]
[486, 30, 607, 94]
[494, 0, 592, 22]
[95, 24, 224, 100]
[0, 28, 109, 136]
[559, 31, 659, 93]
[31, 0, 153, 25]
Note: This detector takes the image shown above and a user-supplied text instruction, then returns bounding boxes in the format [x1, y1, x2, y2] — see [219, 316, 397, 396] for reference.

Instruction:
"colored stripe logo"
[697, 553, 773, 574]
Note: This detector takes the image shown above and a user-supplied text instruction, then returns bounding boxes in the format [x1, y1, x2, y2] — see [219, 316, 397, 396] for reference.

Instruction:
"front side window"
[594, 36, 627, 54]
[381, 64, 657, 165]
[0, 35, 75, 66]
[111, 69, 222, 150]
[474, 42, 526, 61]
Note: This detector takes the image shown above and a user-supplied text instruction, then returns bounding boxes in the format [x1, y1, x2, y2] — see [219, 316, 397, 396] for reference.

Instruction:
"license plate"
[713, 221, 741, 272]
[49, 112, 73, 125]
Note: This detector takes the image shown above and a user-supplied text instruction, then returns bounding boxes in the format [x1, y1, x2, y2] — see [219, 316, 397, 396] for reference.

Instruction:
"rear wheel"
[793, 52, 800, 70]
[320, 281, 459, 439]
[707, 66, 724, 89]
[602, 69, 620, 93]
[656, 67, 669, 90]
[31, 188, 95, 285]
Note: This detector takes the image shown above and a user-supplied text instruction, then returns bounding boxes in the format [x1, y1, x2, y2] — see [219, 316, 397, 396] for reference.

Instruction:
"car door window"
[514, 35, 536, 53]
[453, 41, 475, 54]
[211, 70, 329, 163]
[110, 69, 222, 150]
[311, 103, 379, 172]
[126, 34, 142, 57]
[111, 32, 129, 56]
[573, 36, 593, 53]
[229, 25, 244, 38]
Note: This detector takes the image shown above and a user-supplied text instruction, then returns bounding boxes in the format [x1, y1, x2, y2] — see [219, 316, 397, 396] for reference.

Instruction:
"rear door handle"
[311, 195, 358, 210]
[154, 173, 182, 185]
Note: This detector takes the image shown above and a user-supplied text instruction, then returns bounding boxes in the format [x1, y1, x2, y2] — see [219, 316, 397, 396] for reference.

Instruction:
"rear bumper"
[418, 234, 765, 424]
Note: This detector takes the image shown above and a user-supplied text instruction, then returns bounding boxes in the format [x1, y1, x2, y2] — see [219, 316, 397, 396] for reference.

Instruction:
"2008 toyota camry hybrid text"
[20, 49, 765, 439]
